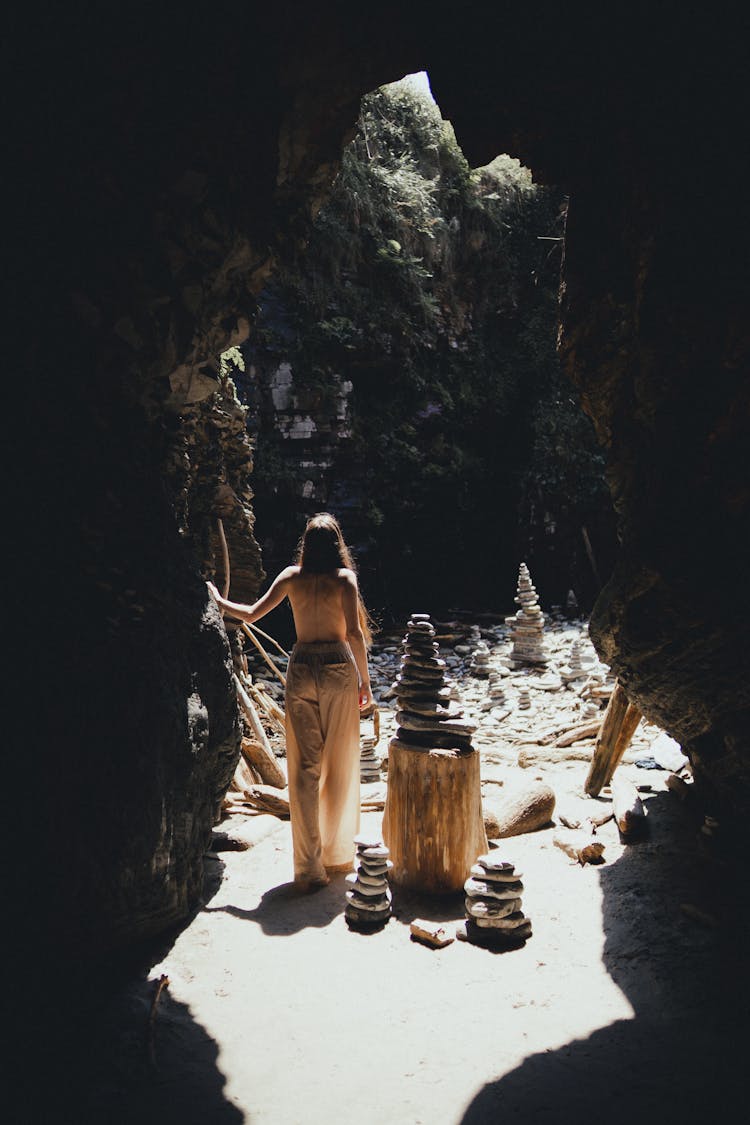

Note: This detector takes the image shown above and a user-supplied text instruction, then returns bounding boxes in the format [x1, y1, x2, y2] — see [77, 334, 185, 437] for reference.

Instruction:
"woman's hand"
[359, 682, 373, 712]
[206, 580, 221, 603]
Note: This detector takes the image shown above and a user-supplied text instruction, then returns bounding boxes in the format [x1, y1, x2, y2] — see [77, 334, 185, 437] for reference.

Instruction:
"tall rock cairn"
[506, 563, 547, 666]
[391, 614, 477, 750]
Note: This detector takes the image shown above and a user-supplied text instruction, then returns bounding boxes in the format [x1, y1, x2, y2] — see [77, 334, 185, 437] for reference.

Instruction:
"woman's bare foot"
[295, 875, 330, 894]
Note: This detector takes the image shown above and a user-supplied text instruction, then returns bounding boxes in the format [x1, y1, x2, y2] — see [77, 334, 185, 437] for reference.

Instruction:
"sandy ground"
[25, 623, 749, 1125]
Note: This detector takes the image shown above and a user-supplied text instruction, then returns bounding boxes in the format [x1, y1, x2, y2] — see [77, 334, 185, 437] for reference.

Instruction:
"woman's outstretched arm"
[342, 570, 372, 710]
[207, 567, 294, 624]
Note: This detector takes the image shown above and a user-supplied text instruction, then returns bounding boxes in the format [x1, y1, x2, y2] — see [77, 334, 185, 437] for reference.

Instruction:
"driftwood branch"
[245, 621, 289, 659]
[585, 683, 642, 796]
[611, 773, 646, 838]
[234, 674, 286, 788]
[216, 518, 231, 601]
[241, 623, 287, 685]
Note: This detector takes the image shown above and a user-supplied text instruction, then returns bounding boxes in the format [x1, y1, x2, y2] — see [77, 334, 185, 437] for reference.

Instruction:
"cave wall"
[9, 5, 750, 954]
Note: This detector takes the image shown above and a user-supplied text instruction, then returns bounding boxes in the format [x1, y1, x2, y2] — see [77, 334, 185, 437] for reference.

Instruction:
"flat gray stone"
[476, 853, 516, 874]
[345, 890, 392, 912]
[465, 896, 521, 919]
[397, 712, 478, 736]
[464, 877, 524, 900]
[470, 863, 523, 882]
[473, 910, 529, 930]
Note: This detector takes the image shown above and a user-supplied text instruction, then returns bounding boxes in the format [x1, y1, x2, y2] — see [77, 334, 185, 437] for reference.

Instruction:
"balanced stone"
[469, 863, 523, 882]
[390, 612, 481, 761]
[359, 734, 381, 782]
[465, 896, 522, 919]
[517, 687, 531, 710]
[360, 844, 389, 860]
[346, 839, 393, 929]
[476, 853, 516, 874]
[506, 562, 547, 666]
[469, 641, 491, 678]
[464, 876, 524, 900]
[345, 874, 388, 897]
[396, 712, 478, 737]
[461, 848, 532, 945]
[560, 639, 586, 683]
[473, 910, 530, 930]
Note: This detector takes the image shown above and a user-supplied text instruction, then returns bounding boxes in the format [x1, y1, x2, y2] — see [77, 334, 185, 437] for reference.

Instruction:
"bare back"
[285, 566, 353, 643]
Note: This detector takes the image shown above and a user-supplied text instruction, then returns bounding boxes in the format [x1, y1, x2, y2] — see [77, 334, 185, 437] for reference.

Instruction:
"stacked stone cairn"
[469, 640, 491, 678]
[561, 639, 586, 684]
[359, 733, 381, 782]
[481, 671, 508, 712]
[391, 614, 477, 751]
[506, 563, 547, 666]
[517, 686, 532, 711]
[462, 853, 531, 945]
[345, 834, 393, 930]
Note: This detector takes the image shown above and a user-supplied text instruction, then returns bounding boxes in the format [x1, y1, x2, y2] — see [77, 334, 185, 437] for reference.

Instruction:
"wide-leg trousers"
[284, 641, 361, 881]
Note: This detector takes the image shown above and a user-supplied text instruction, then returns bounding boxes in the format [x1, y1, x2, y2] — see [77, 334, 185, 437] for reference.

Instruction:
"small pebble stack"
[469, 640, 491, 678]
[517, 686, 532, 711]
[506, 563, 547, 666]
[560, 639, 585, 683]
[359, 734, 381, 782]
[345, 834, 393, 930]
[390, 614, 477, 751]
[461, 852, 532, 945]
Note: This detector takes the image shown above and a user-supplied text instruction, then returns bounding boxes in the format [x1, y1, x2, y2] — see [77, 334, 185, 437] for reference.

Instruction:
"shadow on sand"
[17, 857, 244, 1125]
[203, 871, 348, 935]
[459, 791, 749, 1124]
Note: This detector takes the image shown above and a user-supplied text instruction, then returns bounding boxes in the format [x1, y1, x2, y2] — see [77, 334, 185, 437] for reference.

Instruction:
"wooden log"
[410, 919, 454, 948]
[382, 739, 487, 893]
[230, 751, 263, 790]
[610, 773, 646, 838]
[241, 737, 286, 790]
[238, 784, 291, 819]
[554, 720, 602, 747]
[585, 683, 637, 796]
[241, 623, 286, 685]
[233, 673, 286, 787]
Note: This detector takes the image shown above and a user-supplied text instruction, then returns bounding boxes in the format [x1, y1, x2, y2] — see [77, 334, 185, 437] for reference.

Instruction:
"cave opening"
[234, 70, 616, 639]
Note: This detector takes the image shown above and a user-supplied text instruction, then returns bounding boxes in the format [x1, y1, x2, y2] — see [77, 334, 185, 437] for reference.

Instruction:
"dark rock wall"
[9, 5, 750, 954]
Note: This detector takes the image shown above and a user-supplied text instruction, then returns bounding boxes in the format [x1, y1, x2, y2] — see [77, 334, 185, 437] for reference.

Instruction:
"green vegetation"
[244, 80, 613, 614]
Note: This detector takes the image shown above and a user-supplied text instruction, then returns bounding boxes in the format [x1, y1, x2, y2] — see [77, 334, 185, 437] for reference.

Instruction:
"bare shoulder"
[276, 565, 300, 586]
[338, 567, 358, 587]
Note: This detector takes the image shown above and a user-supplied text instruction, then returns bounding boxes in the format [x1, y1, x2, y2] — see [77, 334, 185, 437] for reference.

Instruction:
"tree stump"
[382, 739, 488, 893]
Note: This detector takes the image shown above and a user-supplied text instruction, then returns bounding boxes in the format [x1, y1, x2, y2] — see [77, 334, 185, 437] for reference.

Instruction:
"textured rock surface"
[9, 7, 750, 959]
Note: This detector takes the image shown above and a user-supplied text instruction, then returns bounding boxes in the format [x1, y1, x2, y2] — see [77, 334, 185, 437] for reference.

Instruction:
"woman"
[208, 513, 373, 891]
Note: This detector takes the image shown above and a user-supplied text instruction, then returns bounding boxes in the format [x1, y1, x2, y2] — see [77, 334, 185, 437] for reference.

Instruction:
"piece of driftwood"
[554, 720, 602, 747]
[410, 919, 455, 948]
[484, 781, 556, 839]
[553, 829, 605, 864]
[245, 621, 289, 659]
[585, 683, 642, 796]
[234, 674, 285, 784]
[241, 737, 286, 790]
[241, 623, 287, 685]
[558, 804, 614, 831]
[230, 751, 263, 790]
[382, 740, 487, 893]
[252, 682, 286, 725]
[610, 773, 646, 838]
[238, 785, 291, 819]
[216, 519, 231, 601]
[517, 744, 641, 768]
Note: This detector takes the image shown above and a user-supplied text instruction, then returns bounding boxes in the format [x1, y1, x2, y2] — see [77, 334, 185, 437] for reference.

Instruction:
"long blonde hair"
[297, 512, 373, 646]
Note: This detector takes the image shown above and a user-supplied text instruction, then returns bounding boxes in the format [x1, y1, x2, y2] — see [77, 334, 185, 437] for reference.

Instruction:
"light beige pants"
[285, 642, 361, 881]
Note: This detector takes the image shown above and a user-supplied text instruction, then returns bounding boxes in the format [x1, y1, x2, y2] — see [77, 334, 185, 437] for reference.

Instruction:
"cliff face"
[10, 6, 750, 954]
